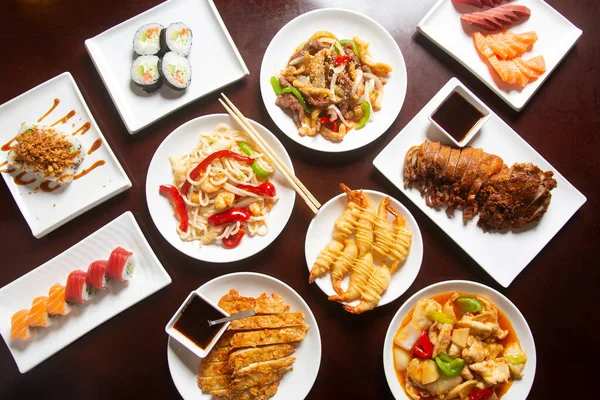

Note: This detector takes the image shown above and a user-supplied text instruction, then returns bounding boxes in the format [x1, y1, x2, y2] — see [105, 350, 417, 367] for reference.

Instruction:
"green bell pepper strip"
[339, 39, 359, 56]
[356, 101, 371, 130]
[455, 297, 483, 314]
[280, 87, 311, 113]
[270, 76, 282, 95]
[239, 142, 271, 179]
[505, 354, 526, 365]
[435, 354, 465, 377]
[427, 311, 457, 325]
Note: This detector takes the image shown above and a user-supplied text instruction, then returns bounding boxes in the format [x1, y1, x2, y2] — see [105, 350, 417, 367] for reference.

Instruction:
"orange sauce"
[393, 292, 519, 399]
[14, 171, 36, 185]
[70, 150, 81, 160]
[40, 181, 61, 192]
[0, 160, 16, 173]
[1, 136, 18, 151]
[71, 122, 91, 136]
[37, 98, 60, 122]
[87, 138, 102, 155]
[74, 160, 105, 180]
[50, 110, 76, 127]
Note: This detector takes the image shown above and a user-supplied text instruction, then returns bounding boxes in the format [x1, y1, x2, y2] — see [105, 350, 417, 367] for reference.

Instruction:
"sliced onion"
[330, 73, 338, 102]
[364, 73, 383, 107]
[365, 79, 375, 121]
[333, 64, 346, 74]
[289, 55, 305, 66]
[351, 69, 363, 97]
[296, 75, 310, 84]
[328, 104, 349, 126]
[319, 38, 343, 53]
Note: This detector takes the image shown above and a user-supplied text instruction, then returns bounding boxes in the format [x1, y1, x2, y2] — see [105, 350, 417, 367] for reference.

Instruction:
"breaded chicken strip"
[218, 289, 290, 315]
[230, 357, 295, 391]
[228, 344, 296, 371]
[198, 361, 231, 377]
[203, 346, 231, 363]
[230, 325, 309, 349]
[211, 379, 281, 400]
[215, 332, 236, 348]
[197, 375, 230, 392]
[228, 312, 305, 331]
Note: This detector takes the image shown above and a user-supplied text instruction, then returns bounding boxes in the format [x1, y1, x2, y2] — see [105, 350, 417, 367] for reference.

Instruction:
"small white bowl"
[427, 82, 491, 147]
[165, 291, 230, 359]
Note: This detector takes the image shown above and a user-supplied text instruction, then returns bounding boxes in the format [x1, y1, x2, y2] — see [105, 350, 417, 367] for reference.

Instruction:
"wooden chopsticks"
[219, 93, 321, 214]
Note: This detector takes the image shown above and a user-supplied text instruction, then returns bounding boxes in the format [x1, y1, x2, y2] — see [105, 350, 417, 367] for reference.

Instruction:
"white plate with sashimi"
[0, 212, 171, 373]
[417, 0, 582, 111]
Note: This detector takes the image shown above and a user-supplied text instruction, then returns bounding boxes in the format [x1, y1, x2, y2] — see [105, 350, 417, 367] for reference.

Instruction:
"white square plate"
[85, 0, 249, 133]
[373, 78, 586, 287]
[0, 72, 132, 238]
[0, 211, 172, 373]
[417, 0, 582, 111]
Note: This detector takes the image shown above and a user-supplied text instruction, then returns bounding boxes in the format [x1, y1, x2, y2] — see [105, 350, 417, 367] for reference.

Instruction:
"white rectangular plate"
[0, 211, 172, 373]
[85, 0, 249, 133]
[373, 78, 586, 287]
[417, 0, 582, 111]
[0, 72, 132, 238]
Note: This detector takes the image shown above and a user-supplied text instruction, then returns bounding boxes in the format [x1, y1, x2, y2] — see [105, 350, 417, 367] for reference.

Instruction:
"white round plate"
[260, 8, 408, 153]
[146, 114, 296, 263]
[305, 190, 423, 308]
[383, 280, 537, 400]
[167, 272, 322, 400]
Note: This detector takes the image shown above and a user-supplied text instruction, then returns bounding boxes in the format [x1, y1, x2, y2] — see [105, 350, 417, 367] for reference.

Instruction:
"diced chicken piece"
[487, 343, 504, 359]
[457, 311, 507, 340]
[394, 299, 442, 351]
[443, 299, 457, 320]
[448, 343, 463, 358]
[405, 376, 425, 400]
[503, 342, 527, 379]
[446, 380, 479, 400]
[470, 358, 511, 386]
[462, 335, 487, 364]
[461, 365, 475, 381]
[429, 322, 453, 358]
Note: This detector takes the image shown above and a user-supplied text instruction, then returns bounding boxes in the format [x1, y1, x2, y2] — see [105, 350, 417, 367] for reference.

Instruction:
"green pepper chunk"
[270, 76, 282, 95]
[280, 87, 311, 113]
[505, 354, 526, 365]
[427, 311, 457, 325]
[435, 354, 465, 377]
[339, 39, 359, 56]
[239, 142, 271, 179]
[455, 297, 483, 314]
[356, 101, 371, 130]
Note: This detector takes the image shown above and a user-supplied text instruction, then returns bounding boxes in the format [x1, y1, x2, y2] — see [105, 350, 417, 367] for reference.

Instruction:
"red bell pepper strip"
[181, 150, 254, 196]
[333, 55, 351, 66]
[412, 331, 434, 359]
[237, 182, 276, 197]
[208, 208, 252, 226]
[319, 117, 339, 133]
[469, 388, 494, 400]
[222, 229, 245, 248]
[159, 184, 188, 232]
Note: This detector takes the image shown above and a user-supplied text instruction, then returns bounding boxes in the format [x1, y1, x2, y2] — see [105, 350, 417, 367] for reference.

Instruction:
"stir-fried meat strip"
[404, 141, 556, 231]
[303, 39, 329, 55]
[275, 93, 305, 128]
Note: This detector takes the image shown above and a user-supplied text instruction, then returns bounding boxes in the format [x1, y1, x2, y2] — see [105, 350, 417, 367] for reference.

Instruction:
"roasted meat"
[404, 141, 557, 231]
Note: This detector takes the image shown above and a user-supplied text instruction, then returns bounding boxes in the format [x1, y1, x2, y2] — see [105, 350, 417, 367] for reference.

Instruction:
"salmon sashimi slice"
[47, 283, 72, 316]
[474, 31, 538, 60]
[11, 309, 33, 341]
[28, 296, 51, 327]
[523, 55, 546, 73]
[488, 56, 545, 87]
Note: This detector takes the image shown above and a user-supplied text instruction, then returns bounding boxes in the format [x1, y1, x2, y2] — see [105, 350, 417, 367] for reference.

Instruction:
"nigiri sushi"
[28, 296, 51, 327]
[66, 270, 91, 304]
[11, 309, 33, 341]
[86, 260, 109, 290]
[47, 283, 72, 316]
[107, 247, 136, 281]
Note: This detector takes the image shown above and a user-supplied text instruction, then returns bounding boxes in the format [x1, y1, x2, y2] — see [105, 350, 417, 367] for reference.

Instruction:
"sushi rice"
[121, 253, 136, 281]
[161, 22, 192, 57]
[131, 55, 162, 92]
[159, 52, 192, 90]
[133, 23, 163, 56]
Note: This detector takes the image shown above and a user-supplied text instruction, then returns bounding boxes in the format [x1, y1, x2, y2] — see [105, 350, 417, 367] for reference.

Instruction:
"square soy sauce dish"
[165, 291, 230, 359]
[428, 82, 490, 148]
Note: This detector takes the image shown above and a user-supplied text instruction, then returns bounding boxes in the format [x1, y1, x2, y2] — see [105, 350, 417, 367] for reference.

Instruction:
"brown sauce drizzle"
[40, 181, 61, 192]
[1, 136, 18, 152]
[37, 98, 60, 123]
[71, 122, 91, 136]
[51, 110, 76, 127]
[14, 172, 36, 185]
[70, 150, 81, 160]
[0, 161, 16, 173]
[88, 138, 102, 155]
[74, 160, 105, 180]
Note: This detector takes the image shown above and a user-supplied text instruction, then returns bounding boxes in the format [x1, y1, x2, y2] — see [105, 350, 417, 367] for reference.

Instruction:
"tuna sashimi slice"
[461, 5, 530, 32]
[454, 0, 484, 8]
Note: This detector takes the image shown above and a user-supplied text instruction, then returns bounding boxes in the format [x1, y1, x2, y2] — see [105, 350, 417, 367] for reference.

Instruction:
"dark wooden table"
[0, 0, 597, 398]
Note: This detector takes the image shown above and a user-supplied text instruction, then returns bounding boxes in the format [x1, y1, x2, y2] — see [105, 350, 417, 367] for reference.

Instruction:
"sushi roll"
[107, 247, 136, 281]
[133, 23, 163, 56]
[11, 310, 33, 341]
[131, 56, 162, 92]
[65, 270, 91, 304]
[7, 123, 85, 184]
[28, 296, 51, 328]
[160, 22, 192, 57]
[47, 283, 71, 316]
[86, 260, 109, 290]
[159, 52, 192, 90]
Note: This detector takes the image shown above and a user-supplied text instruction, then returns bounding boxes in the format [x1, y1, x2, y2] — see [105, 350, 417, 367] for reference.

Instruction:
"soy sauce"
[432, 92, 483, 142]
[173, 295, 224, 349]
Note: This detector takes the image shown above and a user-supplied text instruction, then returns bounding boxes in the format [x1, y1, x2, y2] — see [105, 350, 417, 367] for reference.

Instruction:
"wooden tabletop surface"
[0, 0, 597, 398]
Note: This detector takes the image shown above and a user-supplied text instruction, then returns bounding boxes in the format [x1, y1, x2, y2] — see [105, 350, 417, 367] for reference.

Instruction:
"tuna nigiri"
[107, 247, 136, 281]
[66, 270, 91, 304]
[461, 5, 531, 31]
[47, 283, 72, 316]
[28, 296, 51, 327]
[86, 260, 109, 290]
[11, 309, 33, 341]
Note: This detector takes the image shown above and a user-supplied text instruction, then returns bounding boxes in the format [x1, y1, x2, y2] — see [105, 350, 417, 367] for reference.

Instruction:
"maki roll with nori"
[161, 22, 192, 57]
[133, 23, 163, 56]
[131, 55, 162, 92]
[159, 52, 192, 90]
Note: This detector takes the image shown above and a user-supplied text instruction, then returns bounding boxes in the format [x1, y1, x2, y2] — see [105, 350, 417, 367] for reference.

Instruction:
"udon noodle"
[169, 124, 278, 247]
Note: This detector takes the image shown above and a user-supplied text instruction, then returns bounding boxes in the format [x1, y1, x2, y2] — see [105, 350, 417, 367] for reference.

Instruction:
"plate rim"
[259, 7, 408, 153]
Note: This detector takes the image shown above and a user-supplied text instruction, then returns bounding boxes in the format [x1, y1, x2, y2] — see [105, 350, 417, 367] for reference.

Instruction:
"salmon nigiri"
[11, 309, 33, 341]
[28, 296, 51, 328]
[47, 283, 72, 316]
